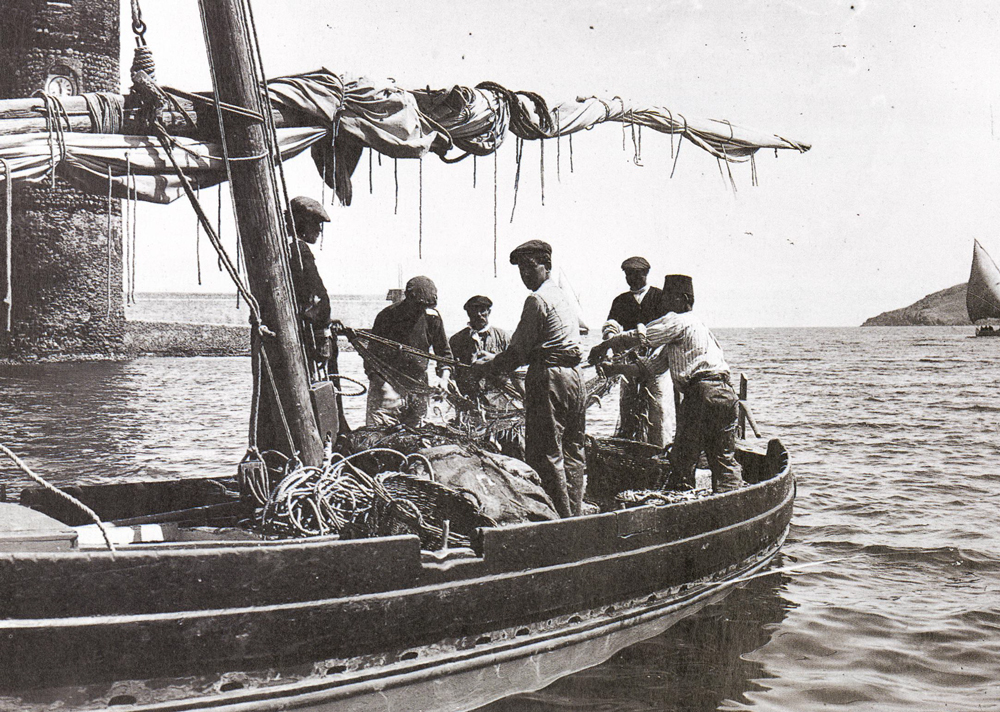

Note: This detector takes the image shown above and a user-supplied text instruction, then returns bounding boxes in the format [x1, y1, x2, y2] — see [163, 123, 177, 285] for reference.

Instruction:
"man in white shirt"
[470, 239, 586, 517]
[589, 275, 743, 493]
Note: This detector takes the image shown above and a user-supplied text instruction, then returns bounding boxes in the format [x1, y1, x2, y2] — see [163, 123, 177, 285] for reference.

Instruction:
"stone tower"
[0, 0, 122, 358]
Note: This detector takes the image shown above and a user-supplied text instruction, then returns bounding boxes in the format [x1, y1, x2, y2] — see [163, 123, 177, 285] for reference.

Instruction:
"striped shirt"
[633, 311, 730, 390]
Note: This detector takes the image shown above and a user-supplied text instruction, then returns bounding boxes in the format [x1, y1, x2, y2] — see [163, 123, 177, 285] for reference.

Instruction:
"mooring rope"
[0, 443, 116, 553]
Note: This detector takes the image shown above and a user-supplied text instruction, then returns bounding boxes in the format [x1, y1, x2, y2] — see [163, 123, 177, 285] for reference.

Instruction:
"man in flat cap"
[470, 240, 587, 517]
[601, 256, 669, 446]
[287, 196, 352, 433]
[287, 196, 333, 356]
[589, 275, 743, 494]
[449, 295, 511, 402]
[365, 275, 454, 427]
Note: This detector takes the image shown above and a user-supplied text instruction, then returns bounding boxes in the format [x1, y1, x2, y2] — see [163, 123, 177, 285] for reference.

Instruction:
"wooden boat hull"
[0, 440, 793, 710]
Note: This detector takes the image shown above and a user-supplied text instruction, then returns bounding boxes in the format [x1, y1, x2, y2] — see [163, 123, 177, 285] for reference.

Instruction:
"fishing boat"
[0, 1, 807, 709]
[967, 239, 1000, 336]
[1, 436, 792, 712]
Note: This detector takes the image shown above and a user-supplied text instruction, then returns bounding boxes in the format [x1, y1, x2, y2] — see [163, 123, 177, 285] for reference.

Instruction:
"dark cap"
[621, 256, 650, 272]
[464, 295, 493, 311]
[405, 275, 438, 306]
[289, 196, 331, 223]
[662, 274, 694, 297]
[509, 239, 552, 265]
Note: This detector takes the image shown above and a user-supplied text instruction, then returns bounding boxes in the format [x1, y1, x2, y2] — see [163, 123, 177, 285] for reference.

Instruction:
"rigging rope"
[124, 153, 132, 305]
[419, 157, 424, 259]
[493, 151, 498, 277]
[1, 159, 11, 335]
[106, 165, 113, 318]
[540, 139, 545, 206]
[510, 137, 523, 223]
[195, 185, 202, 284]
[555, 107, 561, 183]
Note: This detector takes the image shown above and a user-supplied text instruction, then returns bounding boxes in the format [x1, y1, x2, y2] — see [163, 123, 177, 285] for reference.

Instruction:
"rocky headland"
[862, 283, 970, 326]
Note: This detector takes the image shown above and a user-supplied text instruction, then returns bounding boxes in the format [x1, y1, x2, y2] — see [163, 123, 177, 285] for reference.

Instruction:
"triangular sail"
[966, 240, 1000, 323]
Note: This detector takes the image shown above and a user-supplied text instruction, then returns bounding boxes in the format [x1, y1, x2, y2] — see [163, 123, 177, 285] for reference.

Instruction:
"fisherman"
[449, 295, 511, 402]
[365, 275, 453, 427]
[589, 275, 743, 493]
[286, 195, 350, 434]
[602, 256, 668, 446]
[469, 240, 586, 517]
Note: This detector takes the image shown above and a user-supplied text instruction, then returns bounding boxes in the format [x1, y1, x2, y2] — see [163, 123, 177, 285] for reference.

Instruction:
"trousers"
[524, 364, 587, 517]
[668, 378, 742, 493]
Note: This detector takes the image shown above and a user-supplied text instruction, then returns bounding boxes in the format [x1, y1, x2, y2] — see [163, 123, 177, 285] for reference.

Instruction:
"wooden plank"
[0, 535, 423, 618]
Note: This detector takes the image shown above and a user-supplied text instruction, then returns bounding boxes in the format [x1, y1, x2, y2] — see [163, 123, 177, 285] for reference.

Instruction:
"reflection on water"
[482, 573, 792, 712]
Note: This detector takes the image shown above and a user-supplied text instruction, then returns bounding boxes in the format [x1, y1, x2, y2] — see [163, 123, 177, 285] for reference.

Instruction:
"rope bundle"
[248, 447, 493, 549]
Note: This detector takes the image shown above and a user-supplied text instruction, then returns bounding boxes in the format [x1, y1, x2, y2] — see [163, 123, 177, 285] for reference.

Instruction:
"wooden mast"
[197, 0, 323, 466]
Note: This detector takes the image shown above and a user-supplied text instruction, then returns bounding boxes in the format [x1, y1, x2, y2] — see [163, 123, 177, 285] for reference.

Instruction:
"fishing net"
[346, 329, 620, 457]
[349, 329, 523, 448]
[615, 488, 713, 508]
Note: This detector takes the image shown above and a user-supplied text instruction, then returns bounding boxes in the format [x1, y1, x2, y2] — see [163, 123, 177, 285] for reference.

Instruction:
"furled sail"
[966, 239, 1000, 323]
[0, 70, 810, 205]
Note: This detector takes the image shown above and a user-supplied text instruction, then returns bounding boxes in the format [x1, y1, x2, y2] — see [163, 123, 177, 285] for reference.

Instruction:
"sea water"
[1, 326, 998, 711]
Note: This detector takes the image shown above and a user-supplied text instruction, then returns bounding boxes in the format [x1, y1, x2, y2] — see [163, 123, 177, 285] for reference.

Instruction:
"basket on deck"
[374, 473, 497, 550]
[585, 436, 671, 505]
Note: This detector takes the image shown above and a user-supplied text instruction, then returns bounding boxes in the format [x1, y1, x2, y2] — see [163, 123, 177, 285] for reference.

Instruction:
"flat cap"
[509, 239, 552, 264]
[662, 274, 694, 297]
[464, 295, 493, 311]
[405, 275, 438, 306]
[289, 196, 331, 223]
[621, 256, 651, 272]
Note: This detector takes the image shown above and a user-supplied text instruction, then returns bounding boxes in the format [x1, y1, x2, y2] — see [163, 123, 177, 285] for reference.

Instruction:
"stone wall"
[0, 0, 123, 358]
[124, 321, 251, 357]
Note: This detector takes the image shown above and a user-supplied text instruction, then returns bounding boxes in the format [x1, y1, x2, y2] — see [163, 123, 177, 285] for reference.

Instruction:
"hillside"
[862, 283, 970, 326]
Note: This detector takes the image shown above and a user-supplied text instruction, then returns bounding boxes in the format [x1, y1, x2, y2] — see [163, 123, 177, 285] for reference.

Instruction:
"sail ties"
[32, 92, 71, 187]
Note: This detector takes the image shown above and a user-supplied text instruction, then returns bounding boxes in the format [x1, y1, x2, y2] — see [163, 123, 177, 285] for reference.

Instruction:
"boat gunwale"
[23, 529, 789, 712]
[5, 438, 790, 563]
[0, 462, 793, 630]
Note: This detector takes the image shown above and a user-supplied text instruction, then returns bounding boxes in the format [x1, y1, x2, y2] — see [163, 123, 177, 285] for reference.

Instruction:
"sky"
[123, 0, 1000, 329]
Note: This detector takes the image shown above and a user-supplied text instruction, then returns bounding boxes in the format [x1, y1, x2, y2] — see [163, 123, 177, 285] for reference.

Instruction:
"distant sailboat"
[967, 240, 1000, 336]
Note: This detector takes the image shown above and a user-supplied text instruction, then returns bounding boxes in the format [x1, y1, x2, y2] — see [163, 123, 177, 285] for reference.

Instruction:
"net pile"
[614, 488, 714, 508]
